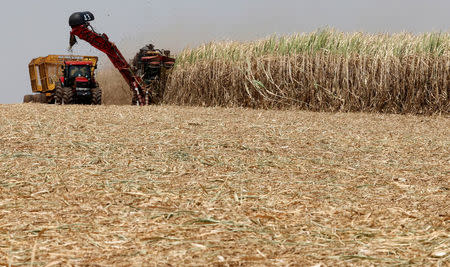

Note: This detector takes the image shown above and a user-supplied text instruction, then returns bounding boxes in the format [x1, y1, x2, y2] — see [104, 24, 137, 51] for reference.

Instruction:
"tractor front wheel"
[61, 87, 74, 105]
[92, 87, 102, 105]
[55, 85, 63, 104]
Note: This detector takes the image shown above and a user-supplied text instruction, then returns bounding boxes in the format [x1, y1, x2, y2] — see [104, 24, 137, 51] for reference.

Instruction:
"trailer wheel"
[37, 94, 48, 104]
[23, 95, 33, 103]
[32, 94, 41, 103]
[92, 87, 102, 105]
[61, 87, 74, 105]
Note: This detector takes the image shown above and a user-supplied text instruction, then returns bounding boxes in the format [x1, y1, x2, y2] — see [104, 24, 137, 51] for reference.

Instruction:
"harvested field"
[164, 30, 450, 114]
[0, 104, 449, 266]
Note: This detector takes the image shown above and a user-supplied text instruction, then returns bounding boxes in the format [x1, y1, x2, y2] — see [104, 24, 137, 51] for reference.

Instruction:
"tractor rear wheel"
[61, 87, 74, 105]
[23, 95, 33, 103]
[92, 87, 102, 105]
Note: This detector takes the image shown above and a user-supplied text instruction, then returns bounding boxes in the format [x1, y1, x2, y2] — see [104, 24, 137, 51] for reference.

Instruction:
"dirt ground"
[0, 104, 448, 266]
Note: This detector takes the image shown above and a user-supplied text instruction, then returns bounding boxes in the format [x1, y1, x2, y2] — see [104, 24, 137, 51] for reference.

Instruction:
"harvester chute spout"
[69, 11, 95, 27]
[69, 34, 77, 49]
[69, 11, 95, 50]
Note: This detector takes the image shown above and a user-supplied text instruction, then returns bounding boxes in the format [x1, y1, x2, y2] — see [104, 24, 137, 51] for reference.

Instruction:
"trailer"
[25, 55, 99, 104]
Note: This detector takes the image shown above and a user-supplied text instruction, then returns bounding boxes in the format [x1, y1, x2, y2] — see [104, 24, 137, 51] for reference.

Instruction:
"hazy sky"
[0, 0, 448, 104]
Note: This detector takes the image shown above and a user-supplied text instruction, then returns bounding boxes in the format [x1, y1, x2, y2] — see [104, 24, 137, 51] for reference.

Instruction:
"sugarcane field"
[0, 2, 449, 266]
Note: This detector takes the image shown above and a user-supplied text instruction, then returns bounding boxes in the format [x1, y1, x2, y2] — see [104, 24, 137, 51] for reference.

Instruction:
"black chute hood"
[69, 11, 95, 27]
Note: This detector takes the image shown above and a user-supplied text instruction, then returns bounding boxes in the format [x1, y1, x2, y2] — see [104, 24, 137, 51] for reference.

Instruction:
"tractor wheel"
[61, 87, 74, 105]
[54, 85, 63, 105]
[92, 87, 102, 105]
[23, 95, 33, 103]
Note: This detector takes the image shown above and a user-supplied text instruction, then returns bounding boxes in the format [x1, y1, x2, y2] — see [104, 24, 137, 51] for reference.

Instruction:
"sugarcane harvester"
[69, 11, 174, 105]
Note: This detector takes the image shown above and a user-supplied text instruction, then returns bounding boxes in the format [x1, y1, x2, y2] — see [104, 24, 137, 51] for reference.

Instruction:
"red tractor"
[56, 60, 101, 105]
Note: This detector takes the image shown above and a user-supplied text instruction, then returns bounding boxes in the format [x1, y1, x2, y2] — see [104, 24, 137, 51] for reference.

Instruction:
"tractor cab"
[60, 61, 97, 93]
[62, 61, 94, 86]
[67, 63, 92, 78]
